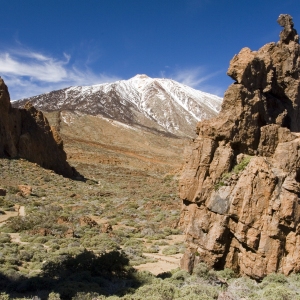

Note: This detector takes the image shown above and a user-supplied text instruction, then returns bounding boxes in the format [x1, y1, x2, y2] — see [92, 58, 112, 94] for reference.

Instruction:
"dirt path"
[9, 232, 29, 244]
[0, 211, 18, 226]
[134, 235, 185, 275]
[135, 253, 182, 275]
[19, 206, 25, 216]
[0, 205, 25, 227]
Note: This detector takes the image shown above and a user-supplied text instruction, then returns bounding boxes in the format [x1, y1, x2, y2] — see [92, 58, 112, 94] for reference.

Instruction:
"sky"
[0, 0, 299, 100]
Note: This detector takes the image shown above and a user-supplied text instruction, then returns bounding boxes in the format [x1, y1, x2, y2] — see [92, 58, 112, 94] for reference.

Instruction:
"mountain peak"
[13, 76, 222, 137]
[132, 74, 150, 79]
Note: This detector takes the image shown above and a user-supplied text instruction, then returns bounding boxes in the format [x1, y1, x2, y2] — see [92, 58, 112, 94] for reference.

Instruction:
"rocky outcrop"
[179, 15, 300, 279]
[0, 78, 74, 177]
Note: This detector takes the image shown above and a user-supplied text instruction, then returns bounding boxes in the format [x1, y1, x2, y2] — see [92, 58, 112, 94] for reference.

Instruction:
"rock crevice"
[179, 15, 300, 279]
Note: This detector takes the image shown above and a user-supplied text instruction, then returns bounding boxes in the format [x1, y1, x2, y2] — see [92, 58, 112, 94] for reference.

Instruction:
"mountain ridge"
[13, 75, 222, 137]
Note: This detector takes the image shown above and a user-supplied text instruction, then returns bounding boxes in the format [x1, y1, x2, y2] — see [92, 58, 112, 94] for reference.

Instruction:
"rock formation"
[0, 78, 74, 177]
[179, 14, 300, 279]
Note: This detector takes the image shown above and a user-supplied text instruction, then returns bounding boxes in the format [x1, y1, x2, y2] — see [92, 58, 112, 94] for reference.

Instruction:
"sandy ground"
[19, 205, 25, 216]
[9, 232, 29, 244]
[0, 206, 27, 244]
[0, 210, 18, 226]
[0, 205, 25, 226]
[135, 253, 182, 275]
[134, 234, 185, 275]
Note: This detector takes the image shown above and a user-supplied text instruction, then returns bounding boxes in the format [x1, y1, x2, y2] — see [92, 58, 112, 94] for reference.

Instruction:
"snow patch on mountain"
[13, 74, 223, 137]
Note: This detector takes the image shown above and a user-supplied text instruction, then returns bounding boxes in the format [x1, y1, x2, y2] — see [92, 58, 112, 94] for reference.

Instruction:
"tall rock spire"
[179, 15, 300, 279]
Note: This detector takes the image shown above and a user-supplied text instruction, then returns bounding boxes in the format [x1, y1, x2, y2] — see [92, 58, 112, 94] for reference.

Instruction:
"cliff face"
[0, 78, 74, 177]
[179, 14, 300, 279]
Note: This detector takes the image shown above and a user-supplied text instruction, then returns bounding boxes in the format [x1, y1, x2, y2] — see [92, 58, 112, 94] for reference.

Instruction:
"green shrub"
[48, 292, 61, 300]
[71, 292, 100, 300]
[216, 268, 237, 281]
[193, 263, 217, 281]
[262, 273, 288, 285]
[33, 236, 49, 244]
[168, 270, 190, 287]
[175, 283, 220, 300]
[19, 250, 33, 262]
[162, 245, 178, 255]
[215, 156, 252, 190]
[254, 283, 298, 300]
[144, 245, 159, 253]
[133, 270, 156, 285]
[146, 234, 166, 240]
[154, 240, 168, 246]
[132, 280, 176, 300]
[124, 239, 143, 247]
[0, 234, 11, 243]
[6, 186, 19, 194]
[233, 155, 252, 174]
[0, 293, 10, 300]
[225, 277, 258, 299]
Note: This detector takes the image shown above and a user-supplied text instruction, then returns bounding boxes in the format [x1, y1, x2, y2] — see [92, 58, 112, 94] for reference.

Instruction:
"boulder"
[18, 185, 32, 197]
[179, 15, 300, 279]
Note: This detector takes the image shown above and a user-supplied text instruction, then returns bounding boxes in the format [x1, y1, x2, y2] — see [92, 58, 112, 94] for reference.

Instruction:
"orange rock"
[101, 223, 112, 233]
[180, 15, 300, 279]
[18, 185, 32, 196]
[79, 216, 98, 227]
[0, 80, 75, 177]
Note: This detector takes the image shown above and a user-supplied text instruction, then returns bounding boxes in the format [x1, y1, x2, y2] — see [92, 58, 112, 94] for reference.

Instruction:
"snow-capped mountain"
[13, 74, 222, 137]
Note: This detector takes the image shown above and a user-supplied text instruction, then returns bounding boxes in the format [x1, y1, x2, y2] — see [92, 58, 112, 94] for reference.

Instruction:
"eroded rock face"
[0, 78, 74, 177]
[179, 15, 300, 279]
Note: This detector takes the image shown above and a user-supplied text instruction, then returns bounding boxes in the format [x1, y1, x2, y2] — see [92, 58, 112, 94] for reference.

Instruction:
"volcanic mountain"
[13, 74, 222, 137]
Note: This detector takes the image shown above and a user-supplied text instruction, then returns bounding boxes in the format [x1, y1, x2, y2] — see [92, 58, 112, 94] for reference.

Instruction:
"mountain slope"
[13, 75, 222, 137]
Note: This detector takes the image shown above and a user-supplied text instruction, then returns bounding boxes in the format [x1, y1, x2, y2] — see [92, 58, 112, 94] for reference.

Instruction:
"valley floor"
[1, 113, 300, 299]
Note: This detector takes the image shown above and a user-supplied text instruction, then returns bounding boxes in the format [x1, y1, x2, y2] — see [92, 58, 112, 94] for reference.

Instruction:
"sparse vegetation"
[0, 158, 185, 299]
[215, 155, 252, 190]
[0, 155, 299, 300]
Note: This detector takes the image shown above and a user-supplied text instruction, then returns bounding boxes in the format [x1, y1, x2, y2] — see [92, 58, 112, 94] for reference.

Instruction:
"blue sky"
[0, 0, 299, 100]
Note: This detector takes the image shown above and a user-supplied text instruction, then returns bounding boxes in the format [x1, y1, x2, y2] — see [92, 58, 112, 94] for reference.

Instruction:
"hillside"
[44, 110, 187, 175]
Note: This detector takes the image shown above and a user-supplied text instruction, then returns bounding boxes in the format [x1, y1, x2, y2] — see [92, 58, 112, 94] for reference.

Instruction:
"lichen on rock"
[179, 15, 300, 279]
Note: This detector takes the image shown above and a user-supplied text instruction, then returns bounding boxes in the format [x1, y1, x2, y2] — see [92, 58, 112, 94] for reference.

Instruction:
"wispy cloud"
[160, 66, 225, 96]
[0, 47, 121, 100]
[172, 67, 222, 88]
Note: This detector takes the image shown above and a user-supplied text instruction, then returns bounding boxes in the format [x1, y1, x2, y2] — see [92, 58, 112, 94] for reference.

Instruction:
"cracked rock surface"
[179, 15, 300, 279]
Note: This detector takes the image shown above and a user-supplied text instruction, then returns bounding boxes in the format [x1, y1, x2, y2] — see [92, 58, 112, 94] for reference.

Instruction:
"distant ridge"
[13, 75, 222, 137]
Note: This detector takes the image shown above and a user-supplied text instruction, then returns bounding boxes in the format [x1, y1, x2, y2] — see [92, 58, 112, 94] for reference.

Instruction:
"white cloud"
[160, 66, 225, 96]
[0, 47, 121, 100]
[171, 67, 222, 88]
